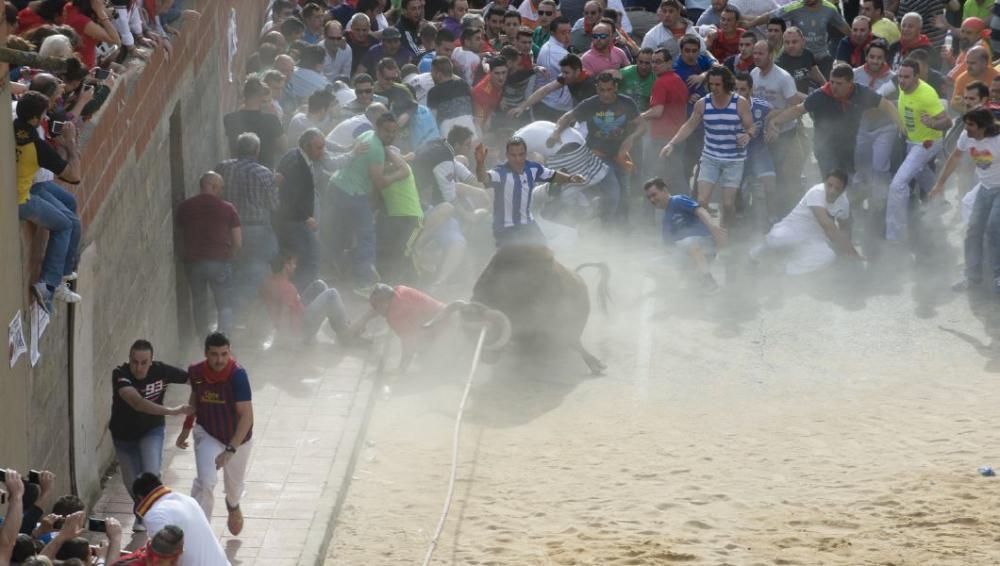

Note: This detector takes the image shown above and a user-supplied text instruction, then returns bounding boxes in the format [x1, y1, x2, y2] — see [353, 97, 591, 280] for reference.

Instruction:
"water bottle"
[944, 34, 953, 52]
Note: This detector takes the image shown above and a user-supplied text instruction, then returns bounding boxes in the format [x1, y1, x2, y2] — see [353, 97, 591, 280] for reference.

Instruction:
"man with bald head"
[570, 0, 604, 52]
[951, 46, 997, 112]
[176, 171, 241, 337]
[322, 20, 353, 82]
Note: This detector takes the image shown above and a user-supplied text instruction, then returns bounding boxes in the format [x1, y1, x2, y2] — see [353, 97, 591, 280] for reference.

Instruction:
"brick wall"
[0, 0, 269, 501]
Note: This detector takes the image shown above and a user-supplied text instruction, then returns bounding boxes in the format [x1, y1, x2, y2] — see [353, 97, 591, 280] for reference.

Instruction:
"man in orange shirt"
[951, 46, 997, 112]
[351, 284, 446, 373]
[472, 56, 508, 133]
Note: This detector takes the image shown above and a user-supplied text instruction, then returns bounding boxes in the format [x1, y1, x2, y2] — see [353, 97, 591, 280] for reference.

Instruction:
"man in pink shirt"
[581, 22, 629, 77]
[641, 46, 691, 192]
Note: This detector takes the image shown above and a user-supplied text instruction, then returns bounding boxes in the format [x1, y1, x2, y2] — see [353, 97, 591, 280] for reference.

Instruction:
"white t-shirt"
[142, 491, 230, 566]
[776, 183, 850, 241]
[751, 64, 798, 132]
[957, 131, 1000, 188]
[326, 114, 372, 149]
[404, 72, 436, 106]
[451, 48, 482, 85]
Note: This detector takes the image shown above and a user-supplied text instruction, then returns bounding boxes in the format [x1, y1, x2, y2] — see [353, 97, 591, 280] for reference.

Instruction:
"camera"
[94, 68, 111, 80]
[50, 121, 66, 137]
[87, 518, 107, 533]
[28, 470, 40, 484]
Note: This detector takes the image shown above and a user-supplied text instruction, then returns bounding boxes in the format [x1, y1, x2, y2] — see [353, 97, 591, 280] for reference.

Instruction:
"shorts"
[745, 142, 775, 178]
[697, 155, 744, 188]
[676, 235, 715, 254]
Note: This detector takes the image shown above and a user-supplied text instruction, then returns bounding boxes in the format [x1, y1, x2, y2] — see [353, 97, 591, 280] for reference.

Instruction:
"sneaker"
[53, 283, 82, 304]
[31, 282, 52, 314]
[132, 515, 145, 532]
[226, 503, 244, 536]
[952, 278, 980, 292]
[62, 272, 78, 282]
[702, 274, 720, 295]
[353, 285, 376, 299]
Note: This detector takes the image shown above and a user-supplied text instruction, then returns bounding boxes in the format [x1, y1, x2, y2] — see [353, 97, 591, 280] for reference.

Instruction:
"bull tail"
[575, 262, 611, 313]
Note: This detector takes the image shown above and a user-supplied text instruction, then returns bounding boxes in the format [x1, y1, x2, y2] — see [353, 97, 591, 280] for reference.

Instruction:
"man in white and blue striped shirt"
[475, 137, 586, 247]
[661, 66, 756, 228]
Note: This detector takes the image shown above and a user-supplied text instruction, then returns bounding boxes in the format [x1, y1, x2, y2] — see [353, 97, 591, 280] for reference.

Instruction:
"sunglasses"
[591, 33, 609, 39]
[356, 88, 374, 94]
[538, 9, 554, 15]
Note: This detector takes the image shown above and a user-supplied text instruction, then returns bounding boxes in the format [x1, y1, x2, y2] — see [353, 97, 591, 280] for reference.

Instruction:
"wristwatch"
[225, 444, 237, 454]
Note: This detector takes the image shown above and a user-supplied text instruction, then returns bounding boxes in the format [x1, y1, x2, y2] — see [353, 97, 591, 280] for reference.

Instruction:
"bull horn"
[423, 300, 468, 329]
[481, 308, 512, 352]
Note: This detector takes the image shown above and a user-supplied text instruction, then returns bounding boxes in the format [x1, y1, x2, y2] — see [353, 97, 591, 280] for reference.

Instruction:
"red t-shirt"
[260, 275, 305, 338]
[64, 6, 100, 68]
[386, 286, 444, 341]
[649, 71, 689, 141]
[175, 193, 241, 262]
[709, 28, 744, 62]
[471, 76, 503, 122]
[16, 8, 45, 34]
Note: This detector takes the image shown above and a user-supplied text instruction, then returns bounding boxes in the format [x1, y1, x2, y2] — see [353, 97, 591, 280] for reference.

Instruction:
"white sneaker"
[53, 284, 82, 304]
[62, 272, 78, 282]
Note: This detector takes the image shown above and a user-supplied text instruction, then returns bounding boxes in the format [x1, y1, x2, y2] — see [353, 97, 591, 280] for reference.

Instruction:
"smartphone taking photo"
[50, 121, 65, 136]
[87, 518, 107, 533]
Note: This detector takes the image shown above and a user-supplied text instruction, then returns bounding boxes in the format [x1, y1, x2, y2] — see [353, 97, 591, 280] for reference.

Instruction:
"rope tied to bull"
[420, 302, 511, 566]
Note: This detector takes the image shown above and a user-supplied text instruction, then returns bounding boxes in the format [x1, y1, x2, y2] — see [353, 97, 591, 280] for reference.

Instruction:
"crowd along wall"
[0, 0, 268, 503]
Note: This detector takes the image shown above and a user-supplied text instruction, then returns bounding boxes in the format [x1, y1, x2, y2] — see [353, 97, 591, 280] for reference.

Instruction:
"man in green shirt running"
[619, 47, 656, 112]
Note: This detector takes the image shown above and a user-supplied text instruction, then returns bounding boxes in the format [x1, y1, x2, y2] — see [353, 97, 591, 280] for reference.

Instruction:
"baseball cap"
[382, 27, 402, 39]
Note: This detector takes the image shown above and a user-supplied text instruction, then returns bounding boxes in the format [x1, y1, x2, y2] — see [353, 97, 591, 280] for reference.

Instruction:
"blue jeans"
[330, 189, 377, 287]
[113, 425, 165, 501]
[277, 221, 319, 292]
[596, 158, 626, 225]
[186, 260, 234, 336]
[17, 184, 77, 289]
[965, 184, 1000, 282]
[234, 224, 278, 313]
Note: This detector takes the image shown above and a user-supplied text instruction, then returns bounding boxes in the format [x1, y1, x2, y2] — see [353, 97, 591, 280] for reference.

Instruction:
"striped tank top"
[702, 93, 746, 161]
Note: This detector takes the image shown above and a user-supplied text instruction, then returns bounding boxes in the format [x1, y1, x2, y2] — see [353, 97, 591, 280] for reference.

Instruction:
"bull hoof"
[585, 357, 607, 375]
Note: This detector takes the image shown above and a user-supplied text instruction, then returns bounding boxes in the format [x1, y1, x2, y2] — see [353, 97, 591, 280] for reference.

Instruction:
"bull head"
[424, 301, 512, 352]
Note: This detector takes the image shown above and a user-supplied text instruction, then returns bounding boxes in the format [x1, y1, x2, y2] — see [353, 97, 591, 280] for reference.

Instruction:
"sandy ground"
[326, 220, 1000, 566]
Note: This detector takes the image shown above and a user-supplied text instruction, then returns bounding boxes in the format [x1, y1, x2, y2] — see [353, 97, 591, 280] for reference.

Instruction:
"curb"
[300, 341, 386, 565]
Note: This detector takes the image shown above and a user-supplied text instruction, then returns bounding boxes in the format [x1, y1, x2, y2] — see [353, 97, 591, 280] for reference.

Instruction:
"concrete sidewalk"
[92, 342, 379, 565]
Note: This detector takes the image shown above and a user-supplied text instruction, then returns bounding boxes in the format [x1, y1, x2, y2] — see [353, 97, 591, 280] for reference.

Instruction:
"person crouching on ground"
[259, 252, 371, 348]
[749, 169, 863, 275]
[349, 283, 445, 373]
[643, 177, 728, 294]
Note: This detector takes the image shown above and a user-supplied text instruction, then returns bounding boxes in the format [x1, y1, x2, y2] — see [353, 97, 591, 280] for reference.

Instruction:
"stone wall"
[0, 0, 268, 502]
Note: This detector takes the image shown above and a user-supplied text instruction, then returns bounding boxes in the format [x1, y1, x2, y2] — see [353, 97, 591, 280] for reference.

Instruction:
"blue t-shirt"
[673, 53, 714, 98]
[663, 194, 710, 241]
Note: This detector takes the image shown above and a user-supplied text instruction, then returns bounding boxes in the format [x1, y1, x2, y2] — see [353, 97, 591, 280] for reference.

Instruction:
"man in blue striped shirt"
[475, 137, 586, 247]
[661, 66, 756, 228]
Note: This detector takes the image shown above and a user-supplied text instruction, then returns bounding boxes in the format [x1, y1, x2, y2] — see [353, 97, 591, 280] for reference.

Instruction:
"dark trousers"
[376, 214, 421, 285]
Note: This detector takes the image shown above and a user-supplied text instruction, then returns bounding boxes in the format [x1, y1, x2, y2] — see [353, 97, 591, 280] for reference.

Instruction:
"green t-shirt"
[382, 165, 424, 217]
[331, 130, 384, 196]
[532, 27, 550, 58]
[964, 0, 995, 21]
[619, 65, 655, 112]
[898, 80, 945, 143]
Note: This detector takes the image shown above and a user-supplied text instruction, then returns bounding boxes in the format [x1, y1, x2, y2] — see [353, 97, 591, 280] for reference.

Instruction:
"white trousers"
[190, 425, 253, 519]
[886, 140, 941, 241]
[751, 223, 836, 275]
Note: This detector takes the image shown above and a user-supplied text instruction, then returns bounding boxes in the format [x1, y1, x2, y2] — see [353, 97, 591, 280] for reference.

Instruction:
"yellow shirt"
[898, 80, 945, 143]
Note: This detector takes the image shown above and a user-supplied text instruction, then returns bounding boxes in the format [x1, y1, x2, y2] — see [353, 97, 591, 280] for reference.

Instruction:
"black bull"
[470, 245, 611, 374]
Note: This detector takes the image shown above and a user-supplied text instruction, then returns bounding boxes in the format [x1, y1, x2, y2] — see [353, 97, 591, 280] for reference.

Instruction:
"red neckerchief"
[863, 62, 890, 87]
[821, 81, 854, 111]
[203, 358, 236, 384]
[584, 20, 596, 34]
[850, 34, 872, 66]
[899, 33, 931, 55]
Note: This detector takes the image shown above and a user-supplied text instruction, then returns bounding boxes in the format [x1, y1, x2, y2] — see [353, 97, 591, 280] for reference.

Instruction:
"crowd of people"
[9, 0, 1000, 561]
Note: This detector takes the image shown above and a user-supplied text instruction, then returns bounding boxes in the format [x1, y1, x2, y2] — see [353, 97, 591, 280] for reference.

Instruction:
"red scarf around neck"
[863, 62, 890, 87]
[203, 357, 237, 384]
[850, 34, 873, 66]
[899, 33, 931, 55]
[821, 81, 855, 111]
